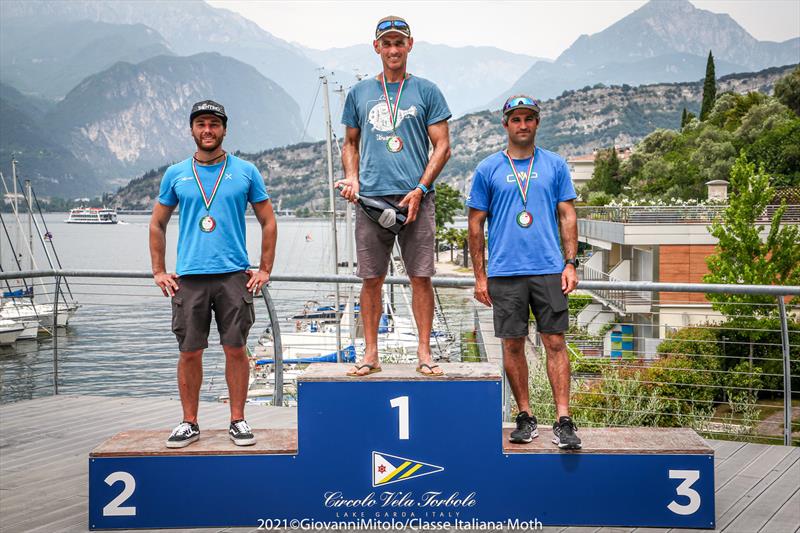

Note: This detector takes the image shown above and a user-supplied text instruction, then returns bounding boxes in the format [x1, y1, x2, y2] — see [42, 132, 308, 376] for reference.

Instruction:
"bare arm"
[335, 126, 361, 202]
[468, 207, 491, 307]
[399, 120, 452, 223]
[557, 199, 579, 294]
[149, 201, 178, 296]
[247, 199, 277, 292]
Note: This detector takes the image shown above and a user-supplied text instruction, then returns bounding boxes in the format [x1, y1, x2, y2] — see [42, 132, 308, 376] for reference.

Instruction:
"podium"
[89, 363, 715, 529]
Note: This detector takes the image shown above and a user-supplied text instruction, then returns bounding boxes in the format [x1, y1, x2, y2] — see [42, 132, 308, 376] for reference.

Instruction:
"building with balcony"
[575, 184, 799, 359]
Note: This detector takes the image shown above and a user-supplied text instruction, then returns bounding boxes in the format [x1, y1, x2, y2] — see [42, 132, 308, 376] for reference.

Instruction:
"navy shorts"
[488, 274, 569, 337]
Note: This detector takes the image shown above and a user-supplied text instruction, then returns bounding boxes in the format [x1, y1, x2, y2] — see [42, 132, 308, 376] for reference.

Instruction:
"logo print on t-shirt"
[506, 171, 537, 183]
[367, 103, 418, 132]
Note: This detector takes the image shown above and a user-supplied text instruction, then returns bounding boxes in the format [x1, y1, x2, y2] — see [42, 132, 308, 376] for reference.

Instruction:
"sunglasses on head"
[503, 96, 540, 112]
[376, 20, 409, 33]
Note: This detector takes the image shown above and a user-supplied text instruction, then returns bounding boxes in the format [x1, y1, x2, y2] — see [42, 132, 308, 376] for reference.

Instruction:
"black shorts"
[488, 274, 569, 338]
[171, 271, 255, 352]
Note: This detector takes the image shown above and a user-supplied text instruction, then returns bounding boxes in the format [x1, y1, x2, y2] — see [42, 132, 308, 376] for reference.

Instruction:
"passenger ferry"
[64, 207, 118, 224]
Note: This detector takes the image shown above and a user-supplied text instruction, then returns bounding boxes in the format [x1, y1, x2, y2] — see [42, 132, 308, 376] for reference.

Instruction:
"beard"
[192, 132, 224, 153]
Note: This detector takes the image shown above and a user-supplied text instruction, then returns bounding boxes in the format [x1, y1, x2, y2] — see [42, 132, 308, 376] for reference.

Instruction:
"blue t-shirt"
[466, 148, 577, 277]
[341, 75, 451, 196]
[158, 154, 269, 276]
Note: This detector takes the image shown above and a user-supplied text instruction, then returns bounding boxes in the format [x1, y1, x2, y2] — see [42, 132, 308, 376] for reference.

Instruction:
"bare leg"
[354, 276, 384, 375]
[541, 333, 571, 419]
[224, 345, 249, 421]
[177, 349, 203, 424]
[410, 276, 440, 374]
[503, 337, 531, 414]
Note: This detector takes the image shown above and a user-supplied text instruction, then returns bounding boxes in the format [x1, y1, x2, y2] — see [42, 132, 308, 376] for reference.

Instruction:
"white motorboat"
[0, 319, 24, 345]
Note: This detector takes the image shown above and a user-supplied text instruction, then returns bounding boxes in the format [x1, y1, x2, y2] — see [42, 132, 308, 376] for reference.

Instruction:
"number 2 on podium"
[390, 396, 409, 440]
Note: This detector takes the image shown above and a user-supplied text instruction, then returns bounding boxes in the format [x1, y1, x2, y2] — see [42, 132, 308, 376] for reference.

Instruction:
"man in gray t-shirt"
[336, 15, 452, 377]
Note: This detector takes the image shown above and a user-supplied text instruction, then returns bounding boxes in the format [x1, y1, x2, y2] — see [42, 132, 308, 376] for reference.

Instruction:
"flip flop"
[416, 363, 444, 376]
[346, 363, 382, 377]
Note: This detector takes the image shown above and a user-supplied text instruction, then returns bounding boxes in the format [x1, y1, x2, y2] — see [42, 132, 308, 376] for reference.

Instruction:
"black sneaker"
[165, 421, 199, 448]
[552, 416, 582, 450]
[229, 419, 256, 446]
[509, 411, 539, 443]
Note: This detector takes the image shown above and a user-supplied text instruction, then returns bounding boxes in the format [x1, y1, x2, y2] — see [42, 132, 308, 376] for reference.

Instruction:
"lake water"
[0, 213, 474, 404]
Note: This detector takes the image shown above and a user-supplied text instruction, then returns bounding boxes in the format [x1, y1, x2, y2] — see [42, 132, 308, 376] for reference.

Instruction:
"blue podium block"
[89, 363, 715, 529]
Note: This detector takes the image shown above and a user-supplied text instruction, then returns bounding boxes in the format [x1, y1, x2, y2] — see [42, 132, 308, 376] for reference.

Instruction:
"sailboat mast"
[26, 180, 32, 271]
[322, 73, 343, 358]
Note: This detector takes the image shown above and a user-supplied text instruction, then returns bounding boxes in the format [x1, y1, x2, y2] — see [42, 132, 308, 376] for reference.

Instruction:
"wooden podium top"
[90, 429, 298, 457]
[502, 427, 714, 455]
[90, 427, 712, 457]
[298, 362, 501, 382]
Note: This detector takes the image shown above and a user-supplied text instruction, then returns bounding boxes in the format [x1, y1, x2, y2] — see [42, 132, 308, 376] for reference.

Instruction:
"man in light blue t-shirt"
[149, 100, 277, 449]
[335, 16, 451, 377]
[467, 95, 582, 450]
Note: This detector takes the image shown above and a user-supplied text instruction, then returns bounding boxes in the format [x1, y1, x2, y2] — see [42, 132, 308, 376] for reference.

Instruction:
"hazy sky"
[207, 0, 800, 59]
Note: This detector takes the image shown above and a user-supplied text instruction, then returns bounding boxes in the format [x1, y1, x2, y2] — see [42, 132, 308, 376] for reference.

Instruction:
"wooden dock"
[1, 395, 798, 532]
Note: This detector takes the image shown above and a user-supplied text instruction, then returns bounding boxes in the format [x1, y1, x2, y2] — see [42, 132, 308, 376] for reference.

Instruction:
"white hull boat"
[0, 319, 24, 345]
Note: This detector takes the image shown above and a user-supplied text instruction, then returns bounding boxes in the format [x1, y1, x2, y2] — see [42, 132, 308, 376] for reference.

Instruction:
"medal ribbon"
[381, 73, 407, 133]
[191, 155, 228, 211]
[502, 150, 535, 207]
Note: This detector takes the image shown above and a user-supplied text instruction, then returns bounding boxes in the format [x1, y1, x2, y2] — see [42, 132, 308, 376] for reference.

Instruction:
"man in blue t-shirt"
[467, 95, 582, 450]
[149, 99, 277, 448]
[335, 16, 452, 377]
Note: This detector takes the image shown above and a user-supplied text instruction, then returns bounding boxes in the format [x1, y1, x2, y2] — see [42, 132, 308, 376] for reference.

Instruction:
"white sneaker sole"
[165, 434, 199, 448]
[230, 435, 256, 446]
[509, 429, 539, 443]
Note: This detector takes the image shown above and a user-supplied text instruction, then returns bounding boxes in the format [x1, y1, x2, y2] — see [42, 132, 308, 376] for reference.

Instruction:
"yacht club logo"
[372, 451, 444, 487]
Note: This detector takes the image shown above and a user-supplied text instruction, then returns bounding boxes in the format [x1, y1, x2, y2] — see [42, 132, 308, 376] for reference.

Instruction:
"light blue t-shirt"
[341, 75, 451, 196]
[466, 148, 577, 277]
[158, 154, 269, 276]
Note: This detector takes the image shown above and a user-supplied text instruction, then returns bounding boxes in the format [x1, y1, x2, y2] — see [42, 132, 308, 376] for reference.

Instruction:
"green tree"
[681, 107, 688, 128]
[433, 183, 463, 261]
[433, 182, 463, 229]
[587, 147, 622, 195]
[700, 51, 716, 121]
[774, 66, 800, 115]
[704, 153, 800, 319]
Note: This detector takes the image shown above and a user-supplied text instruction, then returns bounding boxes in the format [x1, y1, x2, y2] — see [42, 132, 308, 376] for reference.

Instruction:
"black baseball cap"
[190, 100, 227, 126]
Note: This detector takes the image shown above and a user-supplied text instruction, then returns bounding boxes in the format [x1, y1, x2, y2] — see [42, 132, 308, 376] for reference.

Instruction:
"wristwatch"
[415, 183, 430, 196]
[565, 258, 579, 268]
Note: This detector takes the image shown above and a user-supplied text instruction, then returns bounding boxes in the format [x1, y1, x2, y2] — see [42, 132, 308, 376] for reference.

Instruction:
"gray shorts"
[355, 192, 436, 279]
[171, 271, 255, 352]
[488, 274, 569, 337]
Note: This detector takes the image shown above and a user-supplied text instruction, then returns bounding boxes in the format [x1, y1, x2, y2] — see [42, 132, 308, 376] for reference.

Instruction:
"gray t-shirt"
[341, 75, 451, 196]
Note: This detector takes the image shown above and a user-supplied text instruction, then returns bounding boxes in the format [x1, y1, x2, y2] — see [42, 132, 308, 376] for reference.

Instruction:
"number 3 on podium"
[390, 396, 409, 440]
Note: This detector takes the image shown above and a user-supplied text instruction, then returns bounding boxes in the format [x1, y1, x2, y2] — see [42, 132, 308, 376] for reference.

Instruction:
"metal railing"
[0, 269, 797, 445]
[576, 204, 800, 224]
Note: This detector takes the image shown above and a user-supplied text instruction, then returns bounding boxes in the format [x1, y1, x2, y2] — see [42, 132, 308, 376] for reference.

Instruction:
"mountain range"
[497, 0, 799, 107]
[0, 0, 797, 198]
[112, 65, 795, 211]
